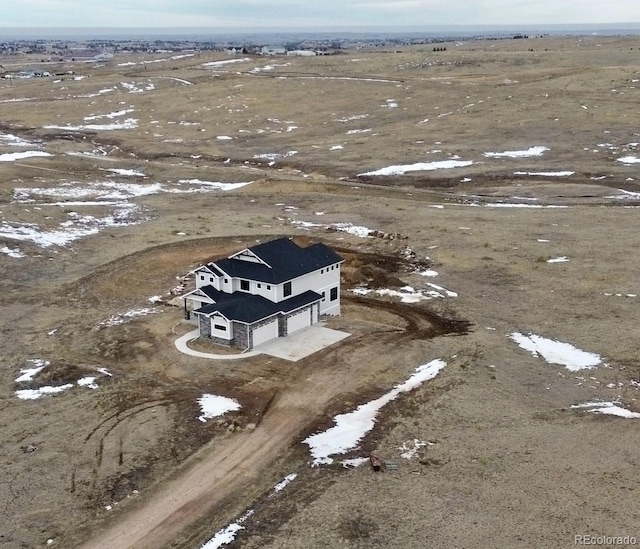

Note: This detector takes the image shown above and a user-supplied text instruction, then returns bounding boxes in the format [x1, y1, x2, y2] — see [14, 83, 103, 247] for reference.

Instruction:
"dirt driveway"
[79, 298, 467, 549]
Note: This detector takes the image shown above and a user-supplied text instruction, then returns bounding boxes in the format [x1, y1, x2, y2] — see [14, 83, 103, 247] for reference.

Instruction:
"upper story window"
[200, 275, 205, 281]
[283, 281, 292, 297]
[240, 280, 250, 291]
[330, 287, 338, 301]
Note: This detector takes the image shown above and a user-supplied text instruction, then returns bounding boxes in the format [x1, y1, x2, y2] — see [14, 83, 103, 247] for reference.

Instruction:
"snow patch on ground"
[1, 245, 25, 258]
[202, 58, 250, 69]
[77, 376, 99, 389]
[617, 156, 640, 164]
[3, 179, 252, 249]
[197, 394, 241, 422]
[514, 171, 575, 177]
[342, 457, 369, 468]
[509, 332, 602, 371]
[304, 359, 446, 465]
[177, 179, 253, 191]
[331, 222, 373, 238]
[547, 256, 569, 263]
[15, 384, 74, 400]
[270, 474, 297, 496]
[399, 439, 428, 459]
[44, 119, 138, 131]
[0, 203, 144, 248]
[15, 359, 50, 382]
[200, 510, 254, 549]
[105, 168, 145, 177]
[483, 146, 549, 158]
[359, 159, 473, 176]
[0, 151, 52, 162]
[571, 401, 640, 418]
[352, 283, 456, 302]
[0, 132, 36, 147]
[98, 307, 160, 327]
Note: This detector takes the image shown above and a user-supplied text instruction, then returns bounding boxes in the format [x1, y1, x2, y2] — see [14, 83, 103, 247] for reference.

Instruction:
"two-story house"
[183, 238, 344, 349]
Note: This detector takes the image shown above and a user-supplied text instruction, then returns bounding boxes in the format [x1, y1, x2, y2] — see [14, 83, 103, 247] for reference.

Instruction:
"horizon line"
[2, 22, 640, 30]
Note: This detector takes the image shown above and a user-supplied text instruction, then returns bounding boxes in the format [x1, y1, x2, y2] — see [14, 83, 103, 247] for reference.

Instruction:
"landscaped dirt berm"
[2, 35, 640, 549]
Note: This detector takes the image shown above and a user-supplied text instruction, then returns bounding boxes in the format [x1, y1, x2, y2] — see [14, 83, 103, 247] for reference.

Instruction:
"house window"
[224, 278, 228, 283]
[214, 324, 227, 331]
[321, 269, 324, 274]
[257, 283, 262, 289]
[283, 281, 292, 297]
[267, 285, 271, 290]
[330, 287, 338, 301]
[322, 291, 326, 302]
[200, 275, 205, 281]
[240, 280, 250, 291]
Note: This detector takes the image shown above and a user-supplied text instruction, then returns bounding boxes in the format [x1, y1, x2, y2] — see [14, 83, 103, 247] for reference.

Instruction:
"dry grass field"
[1, 35, 640, 549]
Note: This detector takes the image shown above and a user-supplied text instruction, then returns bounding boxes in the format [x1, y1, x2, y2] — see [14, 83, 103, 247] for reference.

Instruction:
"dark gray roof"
[195, 289, 322, 324]
[208, 238, 343, 284]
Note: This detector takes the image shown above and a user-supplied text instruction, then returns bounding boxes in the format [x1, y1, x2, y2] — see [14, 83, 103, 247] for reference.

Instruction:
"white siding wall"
[195, 261, 342, 315]
[253, 282, 276, 300]
[219, 276, 232, 293]
[195, 268, 218, 289]
[210, 314, 232, 340]
[273, 266, 332, 301]
[271, 263, 341, 315]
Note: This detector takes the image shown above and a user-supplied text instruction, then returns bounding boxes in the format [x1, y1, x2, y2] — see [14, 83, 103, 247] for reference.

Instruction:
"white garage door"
[286, 308, 311, 334]
[252, 319, 279, 347]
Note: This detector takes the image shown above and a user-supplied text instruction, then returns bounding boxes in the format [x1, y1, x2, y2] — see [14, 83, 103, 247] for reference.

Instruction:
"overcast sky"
[2, 0, 638, 29]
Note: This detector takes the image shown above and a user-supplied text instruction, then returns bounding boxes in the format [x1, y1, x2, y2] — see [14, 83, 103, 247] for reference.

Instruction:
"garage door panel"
[252, 319, 278, 347]
[286, 309, 311, 334]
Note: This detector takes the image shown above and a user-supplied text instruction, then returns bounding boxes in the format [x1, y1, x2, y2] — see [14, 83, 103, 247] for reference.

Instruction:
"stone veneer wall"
[198, 315, 211, 338]
[232, 323, 249, 349]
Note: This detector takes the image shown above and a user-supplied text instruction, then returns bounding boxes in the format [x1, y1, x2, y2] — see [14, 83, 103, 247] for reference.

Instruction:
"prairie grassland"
[1, 35, 640, 549]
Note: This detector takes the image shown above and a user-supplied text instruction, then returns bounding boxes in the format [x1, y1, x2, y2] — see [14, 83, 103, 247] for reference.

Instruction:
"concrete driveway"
[175, 324, 350, 362]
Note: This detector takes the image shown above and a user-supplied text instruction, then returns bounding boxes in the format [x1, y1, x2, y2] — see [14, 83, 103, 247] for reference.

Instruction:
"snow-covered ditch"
[199, 472, 297, 548]
[304, 359, 447, 465]
[200, 510, 254, 549]
[2, 179, 253, 251]
[0, 202, 144, 248]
